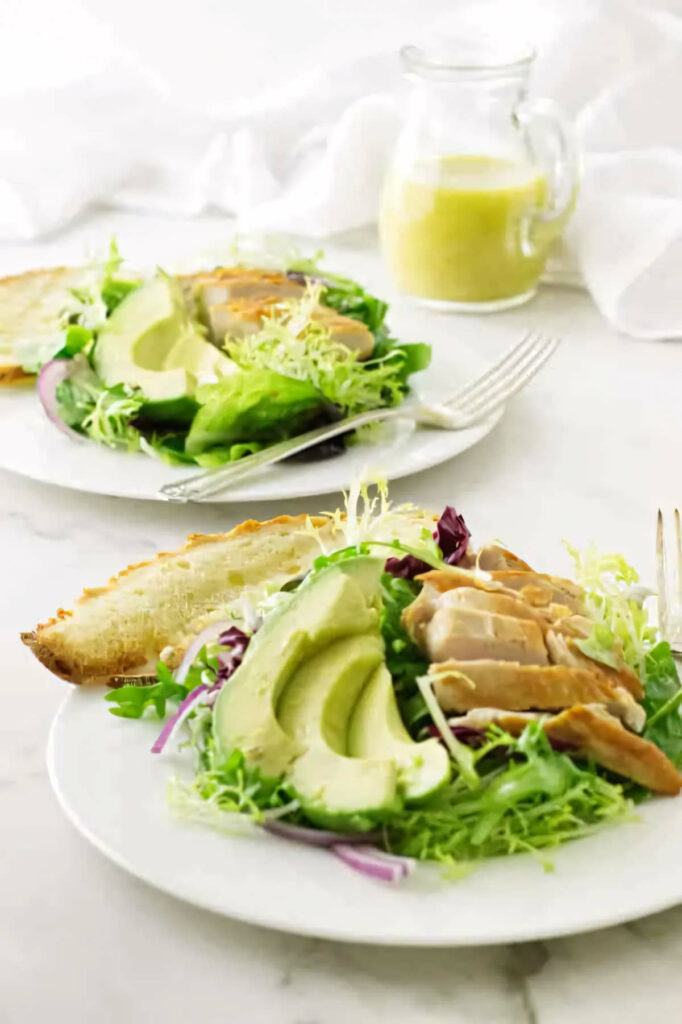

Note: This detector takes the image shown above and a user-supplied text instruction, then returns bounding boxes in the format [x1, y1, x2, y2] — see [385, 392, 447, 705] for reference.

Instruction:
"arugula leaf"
[105, 663, 189, 719]
[642, 642, 682, 765]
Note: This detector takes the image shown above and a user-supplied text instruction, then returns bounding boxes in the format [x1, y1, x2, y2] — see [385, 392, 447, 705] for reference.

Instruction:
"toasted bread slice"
[22, 515, 343, 686]
[0, 265, 91, 384]
[23, 510, 435, 686]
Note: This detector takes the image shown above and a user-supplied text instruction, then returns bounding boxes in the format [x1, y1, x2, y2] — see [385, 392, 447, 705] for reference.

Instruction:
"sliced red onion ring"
[263, 820, 381, 847]
[151, 684, 211, 754]
[37, 359, 83, 441]
[332, 844, 414, 883]
[174, 621, 235, 683]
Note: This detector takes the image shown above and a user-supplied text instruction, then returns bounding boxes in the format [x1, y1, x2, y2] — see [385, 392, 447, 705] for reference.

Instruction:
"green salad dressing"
[380, 155, 555, 304]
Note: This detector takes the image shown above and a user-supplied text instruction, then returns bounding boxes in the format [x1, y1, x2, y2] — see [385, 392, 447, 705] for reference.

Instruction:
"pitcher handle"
[515, 98, 580, 253]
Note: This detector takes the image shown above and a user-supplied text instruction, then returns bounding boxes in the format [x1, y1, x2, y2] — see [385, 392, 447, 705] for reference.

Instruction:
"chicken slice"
[179, 269, 306, 311]
[203, 294, 374, 359]
[545, 630, 644, 700]
[545, 705, 681, 795]
[431, 660, 645, 731]
[312, 308, 374, 359]
[447, 705, 681, 795]
[404, 579, 570, 652]
[421, 601, 548, 665]
[487, 571, 584, 613]
[207, 300, 275, 343]
[469, 544, 533, 572]
[439, 586, 542, 623]
[448, 707, 542, 733]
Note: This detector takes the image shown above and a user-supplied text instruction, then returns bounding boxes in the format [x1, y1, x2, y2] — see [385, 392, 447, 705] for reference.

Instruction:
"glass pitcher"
[379, 38, 579, 311]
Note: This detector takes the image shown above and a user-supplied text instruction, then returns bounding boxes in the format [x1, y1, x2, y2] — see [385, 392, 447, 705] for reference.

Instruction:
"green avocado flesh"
[348, 664, 450, 803]
[279, 635, 399, 828]
[213, 558, 384, 779]
[212, 556, 451, 830]
[94, 277, 236, 402]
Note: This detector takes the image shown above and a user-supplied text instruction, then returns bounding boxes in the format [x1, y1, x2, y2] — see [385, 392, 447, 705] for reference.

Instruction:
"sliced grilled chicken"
[448, 707, 542, 732]
[416, 568, 508, 595]
[207, 299, 374, 359]
[545, 630, 644, 699]
[487, 571, 584, 613]
[179, 269, 305, 311]
[437, 586, 544, 623]
[404, 579, 568, 651]
[463, 543, 534, 572]
[548, 612, 594, 637]
[447, 705, 681, 795]
[313, 308, 374, 359]
[545, 706, 681, 795]
[420, 601, 548, 665]
[207, 300, 273, 342]
[431, 660, 645, 731]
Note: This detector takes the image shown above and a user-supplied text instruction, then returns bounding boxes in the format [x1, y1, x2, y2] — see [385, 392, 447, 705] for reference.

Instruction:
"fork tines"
[448, 331, 560, 418]
[657, 508, 682, 645]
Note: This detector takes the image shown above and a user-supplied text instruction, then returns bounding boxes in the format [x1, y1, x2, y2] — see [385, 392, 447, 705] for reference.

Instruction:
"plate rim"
[0, 336, 504, 503]
[47, 689, 682, 946]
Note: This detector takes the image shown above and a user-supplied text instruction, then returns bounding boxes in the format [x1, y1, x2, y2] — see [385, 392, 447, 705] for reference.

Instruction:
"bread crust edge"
[22, 513, 332, 686]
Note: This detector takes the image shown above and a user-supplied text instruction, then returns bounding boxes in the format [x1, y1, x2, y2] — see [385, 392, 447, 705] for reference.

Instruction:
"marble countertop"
[3, 212, 682, 1024]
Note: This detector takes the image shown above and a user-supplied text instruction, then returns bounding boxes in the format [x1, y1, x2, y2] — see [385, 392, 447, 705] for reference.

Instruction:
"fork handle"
[158, 407, 400, 502]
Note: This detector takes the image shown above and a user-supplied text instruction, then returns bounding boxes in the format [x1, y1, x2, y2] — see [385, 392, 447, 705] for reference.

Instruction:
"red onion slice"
[174, 621, 235, 683]
[151, 684, 211, 754]
[263, 820, 381, 847]
[37, 359, 83, 441]
[332, 844, 414, 882]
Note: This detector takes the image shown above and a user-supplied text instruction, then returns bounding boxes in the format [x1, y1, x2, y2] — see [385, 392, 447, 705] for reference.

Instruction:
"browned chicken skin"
[430, 660, 645, 730]
[405, 543, 677, 792]
[447, 706, 681, 795]
[177, 268, 374, 358]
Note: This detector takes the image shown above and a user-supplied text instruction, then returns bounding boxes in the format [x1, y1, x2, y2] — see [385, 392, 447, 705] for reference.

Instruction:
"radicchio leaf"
[385, 505, 470, 580]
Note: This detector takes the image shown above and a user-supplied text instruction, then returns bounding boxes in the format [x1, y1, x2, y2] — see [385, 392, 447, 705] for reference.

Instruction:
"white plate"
[49, 687, 682, 946]
[0, 338, 501, 502]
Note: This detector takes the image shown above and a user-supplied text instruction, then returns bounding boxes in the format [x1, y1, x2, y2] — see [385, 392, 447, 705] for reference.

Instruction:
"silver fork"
[159, 330, 560, 502]
[656, 509, 682, 657]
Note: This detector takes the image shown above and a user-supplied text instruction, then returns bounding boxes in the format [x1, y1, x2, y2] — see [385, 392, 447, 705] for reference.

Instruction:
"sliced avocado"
[213, 557, 384, 779]
[94, 277, 236, 402]
[348, 664, 450, 803]
[279, 635, 400, 830]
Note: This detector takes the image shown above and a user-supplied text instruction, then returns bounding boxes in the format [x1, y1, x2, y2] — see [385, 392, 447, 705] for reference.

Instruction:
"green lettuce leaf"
[642, 642, 682, 766]
[185, 369, 333, 456]
[384, 723, 632, 866]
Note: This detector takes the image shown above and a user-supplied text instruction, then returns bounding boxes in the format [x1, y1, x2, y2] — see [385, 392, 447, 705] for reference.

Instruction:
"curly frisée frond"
[224, 288, 407, 415]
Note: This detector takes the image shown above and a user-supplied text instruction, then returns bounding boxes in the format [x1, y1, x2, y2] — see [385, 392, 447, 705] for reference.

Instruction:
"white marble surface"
[3, 211, 682, 1023]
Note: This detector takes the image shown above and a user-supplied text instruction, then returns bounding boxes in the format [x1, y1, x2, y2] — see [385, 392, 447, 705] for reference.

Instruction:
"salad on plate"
[24, 487, 682, 882]
[0, 243, 430, 467]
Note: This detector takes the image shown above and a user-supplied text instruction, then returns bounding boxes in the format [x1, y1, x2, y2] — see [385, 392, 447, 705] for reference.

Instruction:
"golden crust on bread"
[22, 514, 342, 686]
[0, 365, 34, 385]
[0, 265, 91, 382]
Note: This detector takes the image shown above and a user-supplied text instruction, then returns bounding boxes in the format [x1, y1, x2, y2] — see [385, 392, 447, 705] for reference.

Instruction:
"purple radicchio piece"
[385, 505, 471, 580]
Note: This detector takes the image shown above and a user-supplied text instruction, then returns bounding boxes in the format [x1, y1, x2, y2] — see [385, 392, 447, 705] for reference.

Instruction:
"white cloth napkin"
[2, 0, 682, 340]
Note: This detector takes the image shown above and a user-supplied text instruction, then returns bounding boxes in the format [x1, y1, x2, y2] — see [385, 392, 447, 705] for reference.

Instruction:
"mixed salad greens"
[32, 242, 430, 467]
[105, 488, 682, 882]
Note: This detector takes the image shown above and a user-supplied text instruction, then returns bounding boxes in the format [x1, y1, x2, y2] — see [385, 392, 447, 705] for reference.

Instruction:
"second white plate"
[49, 687, 682, 946]
[0, 338, 501, 502]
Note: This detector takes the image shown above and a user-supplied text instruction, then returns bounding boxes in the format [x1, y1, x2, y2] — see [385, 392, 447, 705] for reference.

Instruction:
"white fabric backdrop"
[1, 0, 682, 339]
